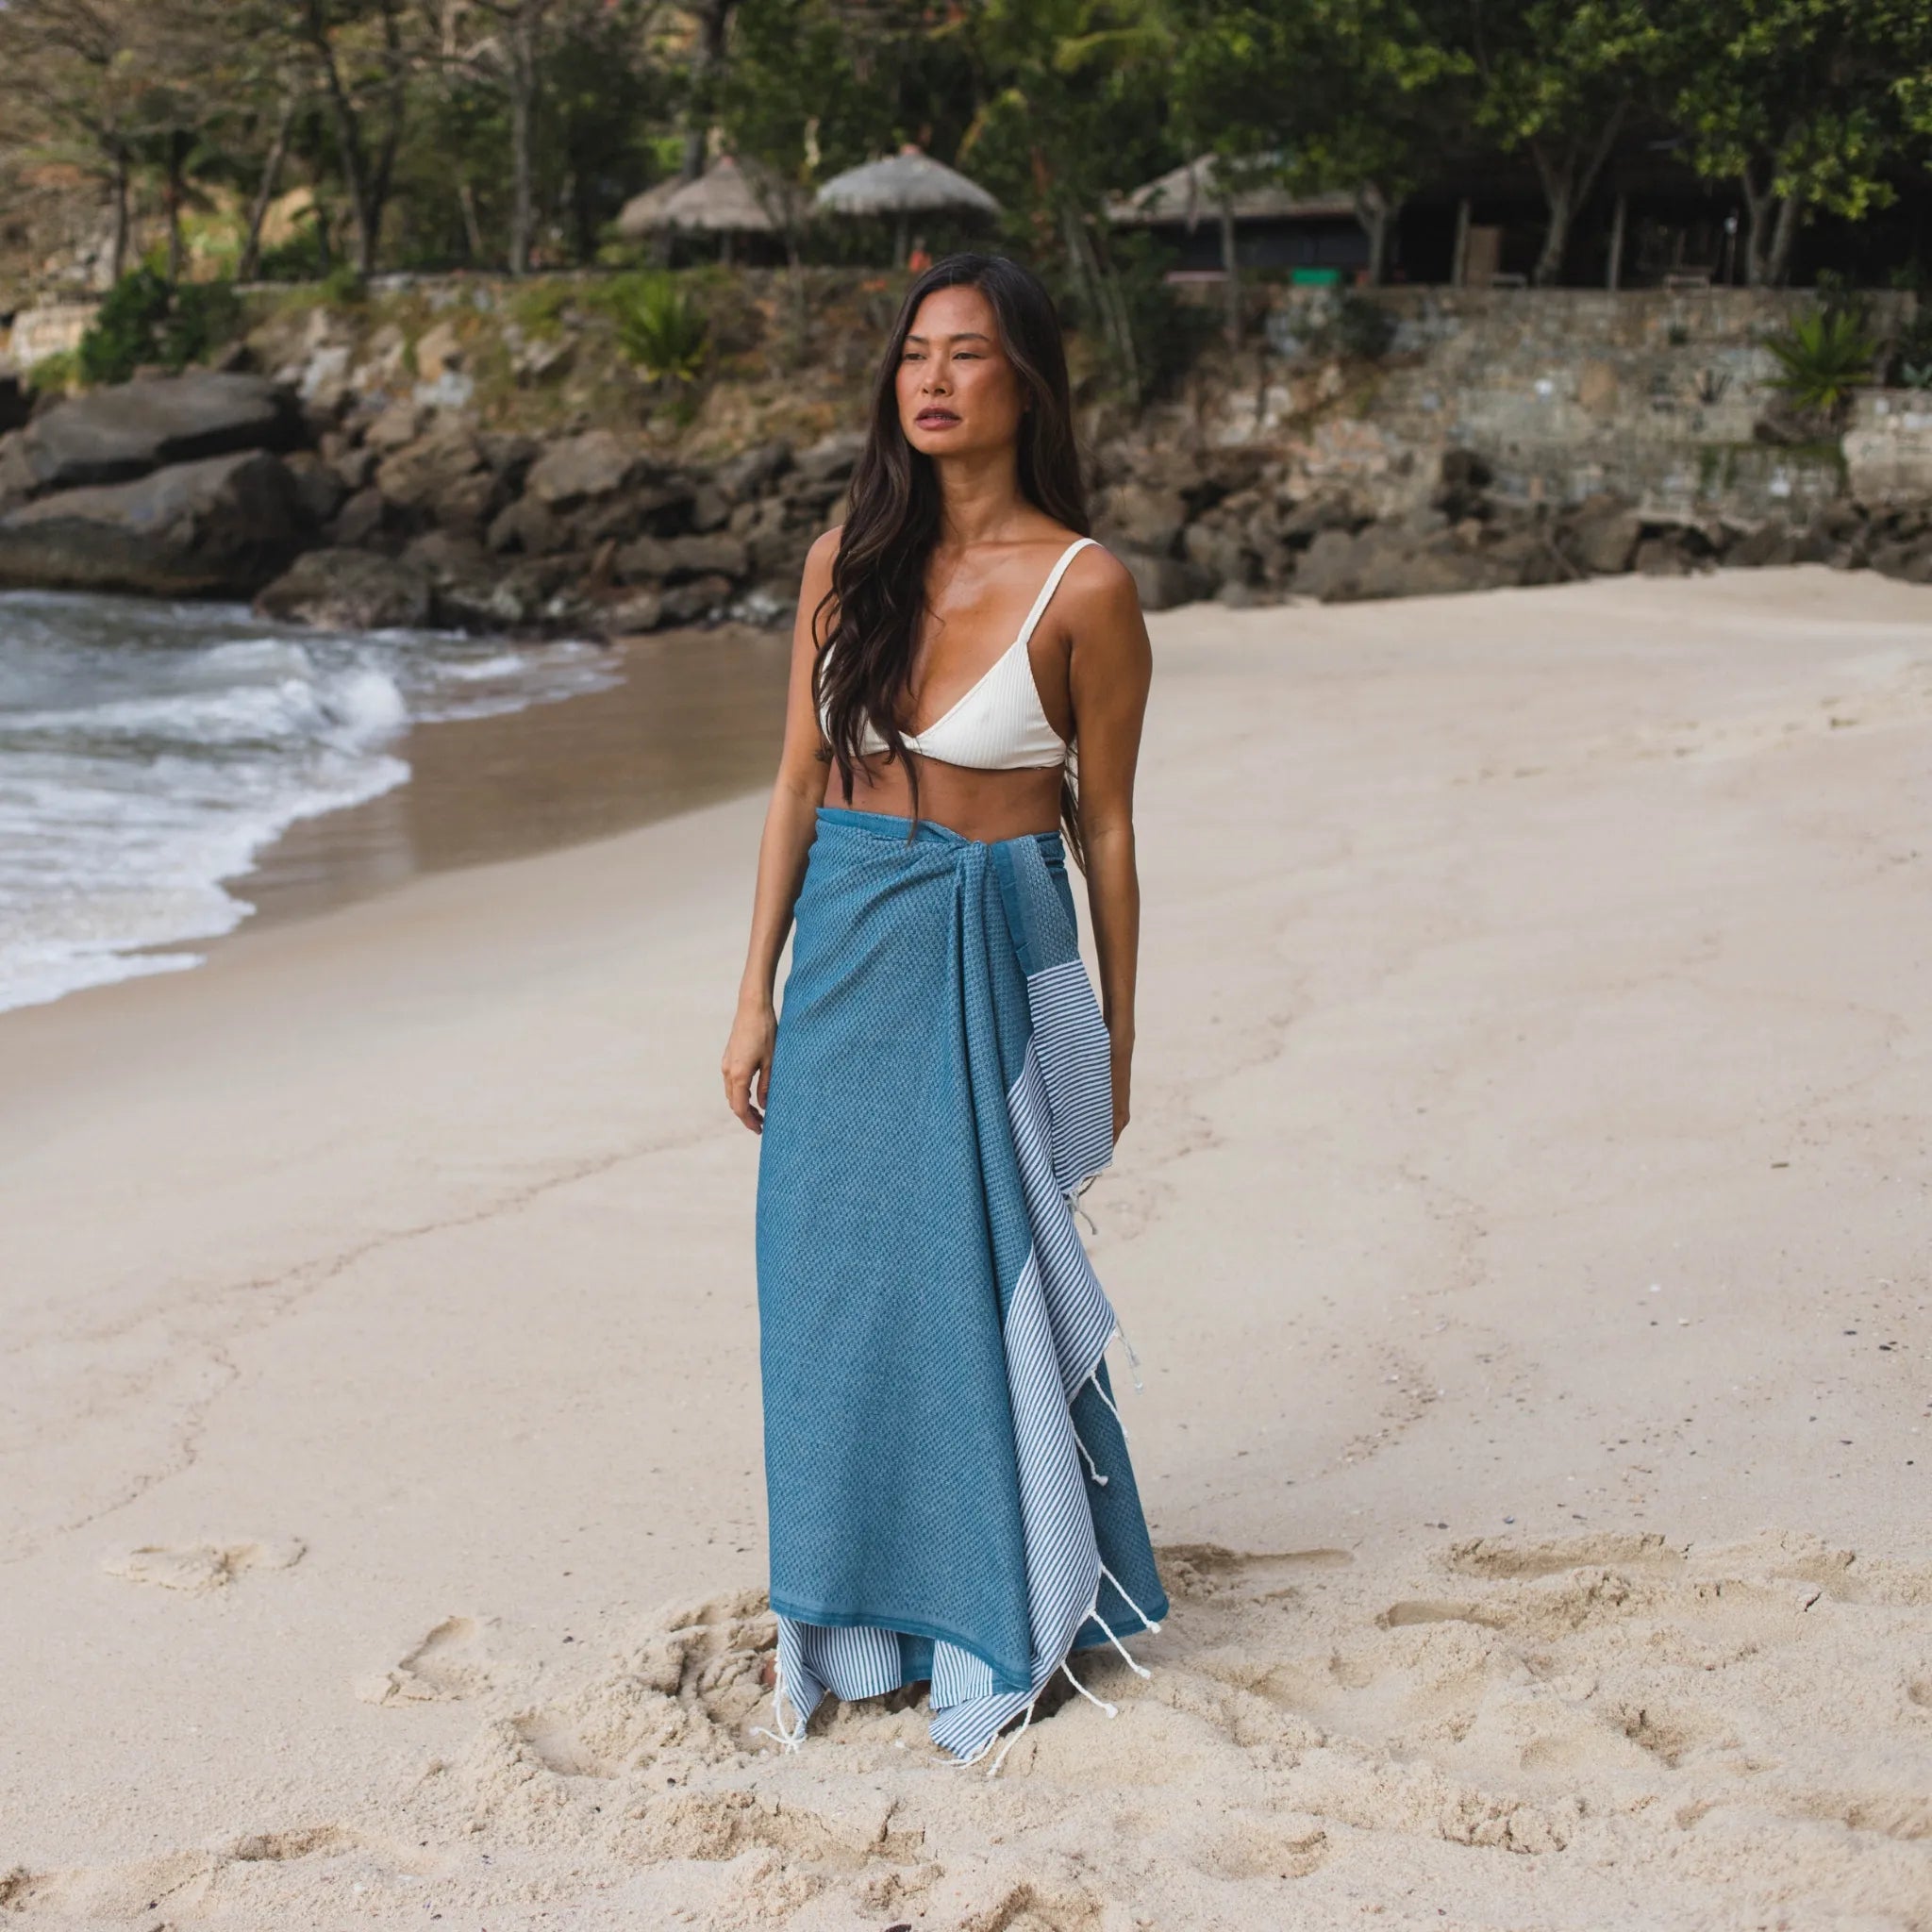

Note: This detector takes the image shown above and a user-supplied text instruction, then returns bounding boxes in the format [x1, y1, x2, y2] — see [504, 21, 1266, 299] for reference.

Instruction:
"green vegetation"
[26, 349, 80, 395]
[0, 0, 1927, 405]
[75, 268, 242, 385]
[1762, 304, 1878, 414]
[601, 273, 709, 385]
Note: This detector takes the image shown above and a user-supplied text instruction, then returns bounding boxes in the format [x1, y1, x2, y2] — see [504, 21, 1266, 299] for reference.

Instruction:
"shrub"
[76, 268, 175, 384]
[1762, 304, 1877, 416]
[75, 268, 243, 385]
[319, 262, 369, 308]
[26, 348, 79, 396]
[603, 271, 708, 383]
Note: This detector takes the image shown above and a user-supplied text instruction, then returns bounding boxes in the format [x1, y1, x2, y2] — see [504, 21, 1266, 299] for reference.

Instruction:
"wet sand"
[2, 569, 1928, 1928]
[245, 622, 791, 927]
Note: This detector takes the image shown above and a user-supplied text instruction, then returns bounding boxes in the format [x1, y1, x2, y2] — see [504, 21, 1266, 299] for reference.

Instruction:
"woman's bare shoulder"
[1059, 535, 1144, 623]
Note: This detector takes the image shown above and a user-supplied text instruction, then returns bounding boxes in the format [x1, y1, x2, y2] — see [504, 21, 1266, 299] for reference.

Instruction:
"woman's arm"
[1066, 550, 1155, 1144]
[721, 526, 841, 1133]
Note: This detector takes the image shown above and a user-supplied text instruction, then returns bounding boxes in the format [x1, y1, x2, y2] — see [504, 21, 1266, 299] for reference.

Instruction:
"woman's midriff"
[823, 751, 1064, 843]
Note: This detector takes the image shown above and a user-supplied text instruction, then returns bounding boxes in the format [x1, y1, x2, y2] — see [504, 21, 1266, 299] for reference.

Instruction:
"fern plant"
[1762, 306, 1877, 415]
[604, 272, 708, 385]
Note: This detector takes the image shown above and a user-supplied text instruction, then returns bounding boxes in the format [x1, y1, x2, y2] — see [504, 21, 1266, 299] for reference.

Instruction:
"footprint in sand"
[355, 1614, 497, 1707]
[99, 1538, 305, 1593]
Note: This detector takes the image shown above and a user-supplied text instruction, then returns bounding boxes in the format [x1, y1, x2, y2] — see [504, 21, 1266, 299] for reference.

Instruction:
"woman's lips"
[916, 409, 960, 425]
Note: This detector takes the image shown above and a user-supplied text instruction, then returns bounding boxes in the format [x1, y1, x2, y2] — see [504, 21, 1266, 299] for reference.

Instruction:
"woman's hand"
[1110, 1031, 1133, 1146]
[723, 997, 777, 1133]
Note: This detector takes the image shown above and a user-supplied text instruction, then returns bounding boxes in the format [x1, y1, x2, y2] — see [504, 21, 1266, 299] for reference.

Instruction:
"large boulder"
[616, 530, 750, 583]
[0, 449, 300, 595]
[1096, 483, 1189, 558]
[1561, 493, 1641, 575]
[373, 421, 488, 514]
[8, 372, 302, 494]
[255, 547, 434, 629]
[716, 438, 791, 502]
[403, 531, 546, 632]
[1291, 516, 1522, 604]
[525, 429, 641, 508]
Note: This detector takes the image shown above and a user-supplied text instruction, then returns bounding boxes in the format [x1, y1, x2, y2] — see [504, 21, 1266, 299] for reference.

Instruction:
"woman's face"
[894, 283, 1027, 459]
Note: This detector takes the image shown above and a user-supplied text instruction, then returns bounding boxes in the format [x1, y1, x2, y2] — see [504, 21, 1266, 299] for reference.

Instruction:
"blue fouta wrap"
[755, 805, 1169, 1764]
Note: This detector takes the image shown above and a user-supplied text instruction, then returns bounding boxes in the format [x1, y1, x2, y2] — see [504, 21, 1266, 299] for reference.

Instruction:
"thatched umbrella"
[614, 177, 683, 242]
[813, 143, 1000, 266]
[1105, 151, 1356, 230]
[622, 156, 810, 264]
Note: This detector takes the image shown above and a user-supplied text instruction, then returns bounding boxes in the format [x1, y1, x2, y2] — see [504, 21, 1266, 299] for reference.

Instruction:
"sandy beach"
[3, 567, 1928, 1929]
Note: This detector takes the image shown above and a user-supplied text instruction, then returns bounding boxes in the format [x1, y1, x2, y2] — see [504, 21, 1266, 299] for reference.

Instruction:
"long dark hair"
[811, 251, 1091, 865]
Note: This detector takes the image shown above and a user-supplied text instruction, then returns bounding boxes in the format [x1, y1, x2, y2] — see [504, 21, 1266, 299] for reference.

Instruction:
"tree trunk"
[1766, 193, 1800, 288]
[164, 134, 187, 285]
[458, 177, 485, 262]
[1529, 107, 1625, 289]
[678, 0, 734, 183]
[1060, 199, 1139, 405]
[1606, 189, 1626, 291]
[507, 1, 538, 274]
[1532, 175, 1573, 288]
[108, 143, 130, 284]
[1354, 186, 1393, 288]
[1219, 194, 1241, 347]
[1450, 196, 1471, 287]
[304, 0, 375, 272]
[240, 93, 296, 281]
[361, 0, 409, 275]
[1740, 161, 1776, 287]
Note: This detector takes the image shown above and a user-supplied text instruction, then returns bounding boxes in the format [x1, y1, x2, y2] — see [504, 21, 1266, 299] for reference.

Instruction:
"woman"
[721, 252, 1168, 1774]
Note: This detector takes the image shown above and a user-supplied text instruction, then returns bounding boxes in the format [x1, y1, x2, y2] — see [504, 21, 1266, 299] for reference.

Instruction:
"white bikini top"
[819, 536, 1096, 772]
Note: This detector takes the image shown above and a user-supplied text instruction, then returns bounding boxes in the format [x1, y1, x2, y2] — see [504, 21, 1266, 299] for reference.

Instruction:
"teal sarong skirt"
[755, 806, 1168, 1764]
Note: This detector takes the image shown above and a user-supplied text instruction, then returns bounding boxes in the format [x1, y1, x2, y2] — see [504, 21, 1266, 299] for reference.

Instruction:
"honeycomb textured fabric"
[818, 537, 1094, 771]
[754, 805, 1167, 1764]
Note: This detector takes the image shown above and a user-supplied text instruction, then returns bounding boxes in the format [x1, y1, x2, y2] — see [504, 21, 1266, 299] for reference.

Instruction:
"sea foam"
[0, 591, 619, 1014]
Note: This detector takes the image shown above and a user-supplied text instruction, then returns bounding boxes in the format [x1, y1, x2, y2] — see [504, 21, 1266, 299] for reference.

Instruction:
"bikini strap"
[1013, 537, 1099, 651]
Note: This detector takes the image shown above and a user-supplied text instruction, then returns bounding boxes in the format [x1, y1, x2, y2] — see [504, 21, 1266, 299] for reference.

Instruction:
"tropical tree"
[298, 0, 417, 275]
[1661, 0, 1932, 286]
[0, 0, 147, 282]
[1158, 0, 1466, 293]
[1460, 0, 1667, 286]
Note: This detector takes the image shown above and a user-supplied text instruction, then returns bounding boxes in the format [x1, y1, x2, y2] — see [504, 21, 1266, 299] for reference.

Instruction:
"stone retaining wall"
[1200, 286, 1920, 524]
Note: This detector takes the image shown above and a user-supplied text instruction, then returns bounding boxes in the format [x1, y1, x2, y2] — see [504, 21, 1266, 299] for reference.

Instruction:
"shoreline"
[1, 616, 790, 1018]
[4, 569, 1927, 1926]
[243, 619, 790, 933]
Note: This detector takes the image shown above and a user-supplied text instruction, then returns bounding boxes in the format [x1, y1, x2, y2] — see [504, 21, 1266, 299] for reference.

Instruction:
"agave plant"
[605, 272, 708, 385]
[1762, 306, 1877, 416]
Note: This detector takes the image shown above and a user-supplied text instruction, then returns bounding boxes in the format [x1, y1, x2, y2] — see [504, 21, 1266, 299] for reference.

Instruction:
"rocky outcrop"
[0, 449, 300, 595]
[242, 389, 861, 635]
[1090, 440, 1932, 610]
[254, 547, 435, 629]
[0, 372, 301, 496]
[7, 335, 1925, 633]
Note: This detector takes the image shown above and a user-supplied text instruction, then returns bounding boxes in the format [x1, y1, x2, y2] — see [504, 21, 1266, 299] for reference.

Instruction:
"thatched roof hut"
[1106, 152, 1356, 228]
[813, 144, 1000, 263]
[614, 177, 683, 241]
[617, 157, 810, 260]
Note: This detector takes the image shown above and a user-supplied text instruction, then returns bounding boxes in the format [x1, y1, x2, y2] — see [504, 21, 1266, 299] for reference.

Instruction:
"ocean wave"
[0, 591, 621, 1015]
